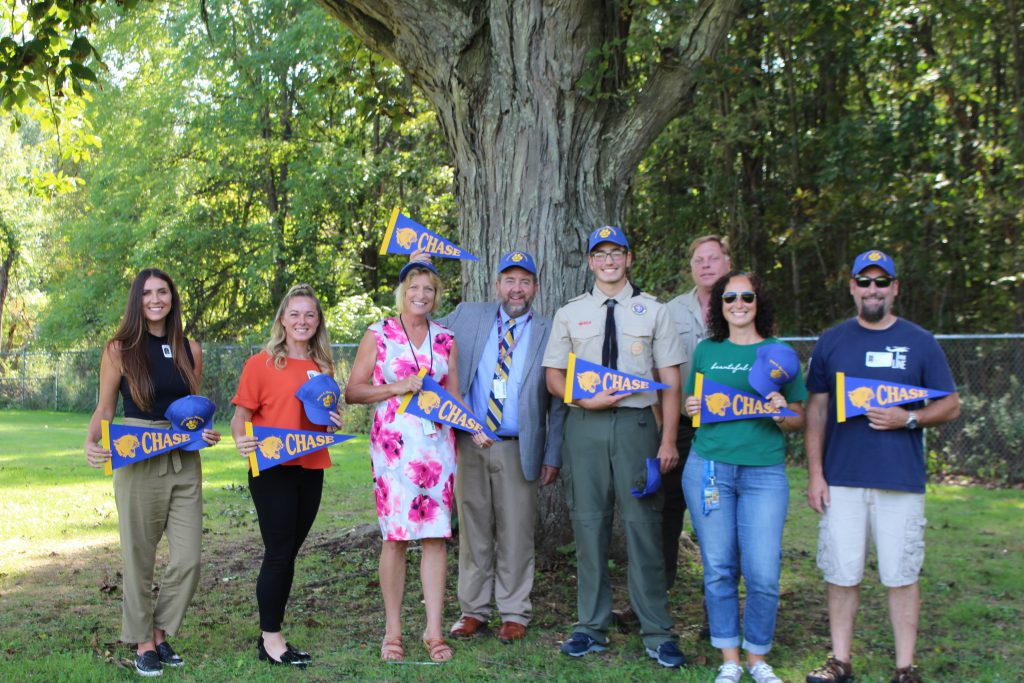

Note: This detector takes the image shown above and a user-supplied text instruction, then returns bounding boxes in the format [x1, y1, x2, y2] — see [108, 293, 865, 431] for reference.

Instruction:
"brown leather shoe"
[449, 616, 487, 638]
[497, 621, 526, 643]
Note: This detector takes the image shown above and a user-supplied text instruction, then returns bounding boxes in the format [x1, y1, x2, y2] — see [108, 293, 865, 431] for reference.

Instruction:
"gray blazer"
[436, 301, 566, 481]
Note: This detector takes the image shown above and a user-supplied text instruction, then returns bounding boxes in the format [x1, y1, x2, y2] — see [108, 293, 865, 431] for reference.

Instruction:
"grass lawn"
[0, 409, 1021, 682]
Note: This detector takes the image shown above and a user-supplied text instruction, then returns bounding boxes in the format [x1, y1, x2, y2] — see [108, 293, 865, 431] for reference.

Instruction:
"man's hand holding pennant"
[397, 368, 500, 441]
[380, 207, 479, 261]
[246, 422, 355, 477]
[563, 353, 669, 403]
[836, 372, 951, 423]
[690, 373, 798, 428]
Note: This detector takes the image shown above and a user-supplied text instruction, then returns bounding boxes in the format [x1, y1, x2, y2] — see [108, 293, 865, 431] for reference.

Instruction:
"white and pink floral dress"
[368, 317, 457, 541]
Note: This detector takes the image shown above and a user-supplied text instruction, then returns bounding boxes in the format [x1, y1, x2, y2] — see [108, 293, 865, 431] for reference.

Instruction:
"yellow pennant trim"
[101, 419, 113, 476]
[692, 372, 704, 428]
[246, 421, 259, 477]
[836, 372, 846, 423]
[380, 207, 401, 255]
[396, 367, 429, 414]
[563, 353, 578, 404]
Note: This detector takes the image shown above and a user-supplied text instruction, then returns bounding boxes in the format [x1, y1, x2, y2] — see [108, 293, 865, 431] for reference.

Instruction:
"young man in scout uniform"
[542, 225, 687, 669]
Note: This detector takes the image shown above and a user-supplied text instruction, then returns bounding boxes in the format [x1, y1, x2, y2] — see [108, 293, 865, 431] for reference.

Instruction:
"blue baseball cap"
[587, 226, 629, 252]
[165, 395, 216, 451]
[497, 250, 537, 275]
[295, 374, 341, 426]
[851, 249, 897, 278]
[631, 457, 662, 498]
[399, 260, 438, 283]
[748, 344, 800, 398]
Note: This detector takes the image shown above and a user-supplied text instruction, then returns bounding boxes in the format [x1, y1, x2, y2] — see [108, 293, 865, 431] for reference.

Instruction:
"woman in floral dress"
[346, 261, 490, 663]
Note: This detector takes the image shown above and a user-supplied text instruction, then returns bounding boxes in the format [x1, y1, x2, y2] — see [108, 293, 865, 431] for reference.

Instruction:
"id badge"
[703, 485, 720, 512]
[421, 418, 437, 436]
[492, 378, 507, 400]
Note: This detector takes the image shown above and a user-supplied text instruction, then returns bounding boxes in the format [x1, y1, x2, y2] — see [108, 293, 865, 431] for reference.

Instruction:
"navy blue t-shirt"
[806, 318, 956, 493]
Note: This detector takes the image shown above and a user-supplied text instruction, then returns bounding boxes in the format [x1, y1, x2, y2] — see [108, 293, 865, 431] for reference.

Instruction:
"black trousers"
[661, 421, 696, 589]
[248, 465, 324, 632]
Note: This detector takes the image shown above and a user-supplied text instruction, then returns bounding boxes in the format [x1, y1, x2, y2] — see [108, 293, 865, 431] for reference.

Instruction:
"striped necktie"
[485, 318, 516, 432]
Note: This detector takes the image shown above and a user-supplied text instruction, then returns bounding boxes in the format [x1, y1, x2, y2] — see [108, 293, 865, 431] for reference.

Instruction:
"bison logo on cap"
[319, 392, 336, 408]
[599, 227, 612, 238]
[511, 252, 524, 262]
[182, 416, 202, 430]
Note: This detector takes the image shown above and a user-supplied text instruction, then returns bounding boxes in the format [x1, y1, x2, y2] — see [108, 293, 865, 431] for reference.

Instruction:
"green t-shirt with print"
[684, 337, 808, 466]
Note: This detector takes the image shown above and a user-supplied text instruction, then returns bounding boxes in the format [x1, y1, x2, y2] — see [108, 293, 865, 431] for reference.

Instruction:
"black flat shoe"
[257, 636, 308, 668]
[286, 642, 312, 662]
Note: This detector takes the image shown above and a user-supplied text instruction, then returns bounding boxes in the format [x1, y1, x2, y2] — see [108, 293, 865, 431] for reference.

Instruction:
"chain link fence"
[2, 335, 1022, 484]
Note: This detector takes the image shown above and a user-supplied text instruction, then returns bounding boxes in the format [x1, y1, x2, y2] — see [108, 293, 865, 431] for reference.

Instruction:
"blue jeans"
[682, 451, 788, 654]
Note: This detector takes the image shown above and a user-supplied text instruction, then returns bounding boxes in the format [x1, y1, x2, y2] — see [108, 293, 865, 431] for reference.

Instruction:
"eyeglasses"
[590, 249, 627, 263]
[722, 291, 756, 304]
[853, 275, 893, 289]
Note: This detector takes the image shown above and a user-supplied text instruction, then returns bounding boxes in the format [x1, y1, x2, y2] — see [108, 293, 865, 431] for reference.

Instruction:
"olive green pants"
[113, 418, 202, 643]
[561, 407, 675, 649]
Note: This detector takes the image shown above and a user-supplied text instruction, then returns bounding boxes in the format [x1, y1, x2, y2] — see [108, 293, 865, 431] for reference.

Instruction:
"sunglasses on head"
[853, 275, 894, 289]
[722, 291, 756, 304]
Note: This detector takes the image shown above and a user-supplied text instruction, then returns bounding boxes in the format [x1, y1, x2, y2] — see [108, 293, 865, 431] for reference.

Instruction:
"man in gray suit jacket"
[424, 250, 566, 644]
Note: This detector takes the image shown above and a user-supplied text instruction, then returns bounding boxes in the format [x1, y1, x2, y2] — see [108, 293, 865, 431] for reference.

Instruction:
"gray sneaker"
[715, 660, 744, 683]
[749, 660, 784, 683]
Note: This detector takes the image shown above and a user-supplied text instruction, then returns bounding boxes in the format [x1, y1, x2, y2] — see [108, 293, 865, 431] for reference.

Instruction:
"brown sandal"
[380, 635, 403, 662]
[422, 637, 453, 662]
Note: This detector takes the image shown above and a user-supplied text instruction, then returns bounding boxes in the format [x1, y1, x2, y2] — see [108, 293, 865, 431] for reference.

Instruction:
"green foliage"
[631, 0, 1024, 334]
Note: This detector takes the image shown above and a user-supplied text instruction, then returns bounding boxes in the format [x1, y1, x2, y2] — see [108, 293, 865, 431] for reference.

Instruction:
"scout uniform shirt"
[543, 283, 685, 409]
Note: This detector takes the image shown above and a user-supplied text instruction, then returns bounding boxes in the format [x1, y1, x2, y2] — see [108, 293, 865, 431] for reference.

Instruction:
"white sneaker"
[749, 660, 783, 683]
[715, 660, 744, 683]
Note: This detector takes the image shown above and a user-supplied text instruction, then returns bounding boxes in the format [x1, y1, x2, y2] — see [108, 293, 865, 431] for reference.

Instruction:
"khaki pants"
[113, 418, 202, 643]
[561, 407, 675, 649]
[455, 433, 537, 625]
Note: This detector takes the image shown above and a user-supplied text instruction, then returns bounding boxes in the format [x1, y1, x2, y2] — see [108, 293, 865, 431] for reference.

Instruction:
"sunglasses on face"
[722, 291, 756, 304]
[853, 275, 894, 289]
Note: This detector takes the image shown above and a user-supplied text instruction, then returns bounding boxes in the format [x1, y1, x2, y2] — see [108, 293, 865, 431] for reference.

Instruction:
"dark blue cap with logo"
[851, 249, 897, 278]
[497, 250, 537, 275]
[588, 226, 629, 252]
[295, 374, 341, 426]
[399, 260, 438, 283]
[165, 395, 216, 451]
[631, 457, 662, 498]
[748, 344, 800, 398]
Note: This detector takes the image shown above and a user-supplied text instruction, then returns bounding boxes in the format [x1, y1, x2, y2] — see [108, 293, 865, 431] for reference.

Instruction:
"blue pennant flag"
[563, 353, 669, 403]
[379, 208, 479, 261]
[246, 423, 355, 476]
[836, 373, 951, 423]
[397, 368, 500, 441]
[691, 373, 798, 427]
[102, 420, 195, 475]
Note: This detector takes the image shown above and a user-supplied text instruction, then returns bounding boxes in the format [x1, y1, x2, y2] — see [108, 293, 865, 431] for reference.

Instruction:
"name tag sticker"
[865, 351, 893, 368]
[161, 344, 172, 358]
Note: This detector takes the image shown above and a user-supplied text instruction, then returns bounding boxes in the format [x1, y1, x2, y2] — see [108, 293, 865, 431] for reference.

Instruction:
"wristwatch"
[905, 411, 919, 430]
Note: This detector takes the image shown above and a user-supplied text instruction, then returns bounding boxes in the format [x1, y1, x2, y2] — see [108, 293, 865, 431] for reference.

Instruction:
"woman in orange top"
[230, 284, 342, 668]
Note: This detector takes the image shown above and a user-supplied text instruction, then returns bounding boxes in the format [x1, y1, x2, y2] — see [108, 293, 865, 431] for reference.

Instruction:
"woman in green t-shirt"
[682, 271, 806, 683]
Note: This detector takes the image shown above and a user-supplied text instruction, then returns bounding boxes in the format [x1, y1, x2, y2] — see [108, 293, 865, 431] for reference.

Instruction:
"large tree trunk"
[318, 0, 742, 556]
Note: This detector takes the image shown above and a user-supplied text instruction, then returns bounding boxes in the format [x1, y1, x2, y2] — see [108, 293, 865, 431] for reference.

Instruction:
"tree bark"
[317, 0, 742, 556]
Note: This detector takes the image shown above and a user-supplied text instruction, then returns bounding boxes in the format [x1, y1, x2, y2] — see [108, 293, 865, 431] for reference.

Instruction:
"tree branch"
[316, 0, 476, 94]
[603, 0, 742, 185]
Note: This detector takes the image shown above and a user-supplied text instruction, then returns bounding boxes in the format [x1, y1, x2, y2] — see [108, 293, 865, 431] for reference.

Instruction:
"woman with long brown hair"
[84, 268, 221, 677]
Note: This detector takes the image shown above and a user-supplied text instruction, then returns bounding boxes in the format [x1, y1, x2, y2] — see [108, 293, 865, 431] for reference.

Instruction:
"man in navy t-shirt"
[803, 250, 960, 683]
